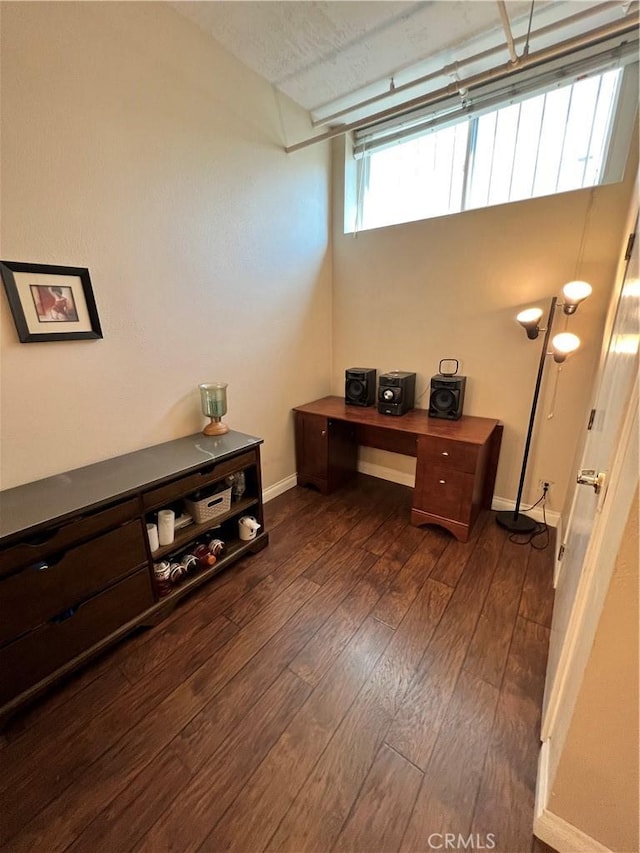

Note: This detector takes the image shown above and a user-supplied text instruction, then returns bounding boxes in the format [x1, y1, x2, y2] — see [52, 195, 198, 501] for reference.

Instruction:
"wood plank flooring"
[0, 475, 555, 853]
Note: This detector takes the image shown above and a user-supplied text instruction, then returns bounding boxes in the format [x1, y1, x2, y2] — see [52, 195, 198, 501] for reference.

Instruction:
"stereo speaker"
[345, 368, 376, 407]
[378, 371, 416, 416]
[429, 375, 466, 420]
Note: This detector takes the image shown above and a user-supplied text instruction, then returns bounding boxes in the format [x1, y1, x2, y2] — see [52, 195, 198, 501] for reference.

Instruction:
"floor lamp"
[496, 280, 592, 534]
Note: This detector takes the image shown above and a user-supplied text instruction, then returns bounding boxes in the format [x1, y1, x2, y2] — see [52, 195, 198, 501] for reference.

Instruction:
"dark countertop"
[0, 430, 262, 542]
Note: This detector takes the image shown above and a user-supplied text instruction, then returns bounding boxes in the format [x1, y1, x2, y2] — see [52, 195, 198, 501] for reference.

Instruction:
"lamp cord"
[574, 186, 596, 280]
[508, 486, 550, 549]
[546, 363, 563, 420]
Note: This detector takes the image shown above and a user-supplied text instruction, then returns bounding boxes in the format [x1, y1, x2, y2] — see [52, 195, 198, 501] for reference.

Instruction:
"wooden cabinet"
[0, 569, 154, 707]
[294, 411, 357, 494]
[0, 520, 148, 645]
[0, 431, 267, 723]
[412, 435, 492, 541]
[294, 396, 502, 543]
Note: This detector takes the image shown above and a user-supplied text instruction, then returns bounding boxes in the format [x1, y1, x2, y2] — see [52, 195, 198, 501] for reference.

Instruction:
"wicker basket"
[185, 486, 232, 524]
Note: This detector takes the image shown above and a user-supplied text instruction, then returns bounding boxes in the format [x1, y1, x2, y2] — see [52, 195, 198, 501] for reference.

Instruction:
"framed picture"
[0, 261, 103, 343]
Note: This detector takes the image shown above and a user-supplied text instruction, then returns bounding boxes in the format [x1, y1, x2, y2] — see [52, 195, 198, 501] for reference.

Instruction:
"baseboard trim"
[491, 496, 560, 529]
[534, 807, 612, 853]
[356, 464, 562, 529]
[356, 460, 416, 488]
[535, 736, 550, 823]
[280, 466, 561, 529]
[534, 740, 612, 853]
[263, 474, 297, 504]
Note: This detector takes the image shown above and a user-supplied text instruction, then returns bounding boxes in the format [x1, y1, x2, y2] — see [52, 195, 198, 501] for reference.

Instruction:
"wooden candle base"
[203, 419, 230, 436]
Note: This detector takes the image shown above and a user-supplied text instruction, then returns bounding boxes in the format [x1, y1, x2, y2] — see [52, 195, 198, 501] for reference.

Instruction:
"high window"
[350, 62, 637, 233]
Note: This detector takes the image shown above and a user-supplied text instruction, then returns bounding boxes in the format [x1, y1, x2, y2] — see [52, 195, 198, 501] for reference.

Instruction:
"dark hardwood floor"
[0, 475, 555, 853]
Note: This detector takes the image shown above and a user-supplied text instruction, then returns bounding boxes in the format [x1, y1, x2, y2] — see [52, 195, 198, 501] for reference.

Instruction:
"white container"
[146, 522, 159, 552]
[158, 509, 175, 546]
[238, 515, 261, 541]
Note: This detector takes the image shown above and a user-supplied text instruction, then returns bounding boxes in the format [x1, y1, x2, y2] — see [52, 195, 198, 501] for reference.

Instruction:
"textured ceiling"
[173, 1, 635, 122]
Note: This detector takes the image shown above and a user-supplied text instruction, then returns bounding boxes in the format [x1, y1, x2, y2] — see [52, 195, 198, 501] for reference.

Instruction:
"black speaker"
[429, 375, 466, 420]
[345, 368, 376, 407]
[378, 371, 416, 416]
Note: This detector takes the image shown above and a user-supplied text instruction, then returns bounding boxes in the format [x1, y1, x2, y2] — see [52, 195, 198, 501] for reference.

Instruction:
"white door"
[542, 212, 639, 739]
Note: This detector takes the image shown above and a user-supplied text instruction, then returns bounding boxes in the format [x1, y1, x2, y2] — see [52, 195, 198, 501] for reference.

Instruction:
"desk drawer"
[354, 424, 417, 457]
[0, 521, 147, 645]
[0, 498, 140, 578]
[417, 466, 475, 523]
[0, 568, 154, 707]
[142, 451, 256, 511]
[419, 436, 479, 474]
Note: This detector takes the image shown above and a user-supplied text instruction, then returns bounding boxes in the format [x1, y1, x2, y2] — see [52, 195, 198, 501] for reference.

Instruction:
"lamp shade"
[551, 332, 580, 362]
[517, 307, 544, 339]
[562, 280, 592, 314]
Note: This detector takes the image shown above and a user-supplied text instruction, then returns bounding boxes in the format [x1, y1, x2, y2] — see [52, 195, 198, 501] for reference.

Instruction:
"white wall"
[0, 1, 332, 490]
[332, 136, 638, 510]
[1, 0, 637, 515]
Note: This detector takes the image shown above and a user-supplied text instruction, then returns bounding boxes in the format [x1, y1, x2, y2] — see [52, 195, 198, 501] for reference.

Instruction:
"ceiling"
[173, 1, 637, 126]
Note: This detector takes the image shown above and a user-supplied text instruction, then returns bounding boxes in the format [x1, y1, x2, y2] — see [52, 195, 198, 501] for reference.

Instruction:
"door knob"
[576, 469, 605, 494]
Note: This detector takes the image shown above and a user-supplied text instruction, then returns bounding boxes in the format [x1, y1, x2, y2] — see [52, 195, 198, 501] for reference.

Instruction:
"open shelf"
[150, 496, 258, 561]
[158, 533, 267, 603]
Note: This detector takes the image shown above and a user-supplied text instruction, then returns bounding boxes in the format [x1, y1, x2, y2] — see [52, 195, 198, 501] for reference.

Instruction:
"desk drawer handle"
[439, 479, 446, 484]
[31, 551, 66, 572]
[321, 430, 326, 437]
[441, 451, 449, 457]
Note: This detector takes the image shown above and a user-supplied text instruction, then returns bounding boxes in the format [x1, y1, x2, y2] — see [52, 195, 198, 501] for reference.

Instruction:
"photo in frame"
[0, 261, 103, 342]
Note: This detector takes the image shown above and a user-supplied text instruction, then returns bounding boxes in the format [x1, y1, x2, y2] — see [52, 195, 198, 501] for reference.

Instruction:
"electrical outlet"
[538, 479, 554, 491]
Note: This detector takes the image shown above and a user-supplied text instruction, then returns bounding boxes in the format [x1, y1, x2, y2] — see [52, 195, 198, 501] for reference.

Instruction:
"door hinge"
[624, 232, 636, 261]
[587, 408, 596, 430]
[558, 544, 565, 561]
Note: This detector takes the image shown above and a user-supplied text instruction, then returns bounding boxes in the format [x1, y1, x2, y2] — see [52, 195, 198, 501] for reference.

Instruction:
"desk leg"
[482, 423, 503, 510]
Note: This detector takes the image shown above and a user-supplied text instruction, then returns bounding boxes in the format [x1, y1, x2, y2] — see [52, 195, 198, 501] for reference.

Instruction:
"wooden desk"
[293, 396, 502, 542]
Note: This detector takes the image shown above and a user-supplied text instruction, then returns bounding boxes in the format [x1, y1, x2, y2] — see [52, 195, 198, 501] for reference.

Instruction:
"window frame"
[346, 60, 638, 234]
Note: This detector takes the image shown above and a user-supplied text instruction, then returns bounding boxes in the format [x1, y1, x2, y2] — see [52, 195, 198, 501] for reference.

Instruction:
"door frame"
[541, 188, 639, 742]
[535, 174, 639, 848]
[541, 376, 638, 749]
[535, 376, 638, 848]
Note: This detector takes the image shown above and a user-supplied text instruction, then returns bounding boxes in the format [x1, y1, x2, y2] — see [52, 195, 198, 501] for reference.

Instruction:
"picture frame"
[0, 260, 103, 343]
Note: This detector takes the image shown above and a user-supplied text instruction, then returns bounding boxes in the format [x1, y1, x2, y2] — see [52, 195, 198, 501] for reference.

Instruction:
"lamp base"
[203, 419, 230, 436]
[495, 510, 537, 533]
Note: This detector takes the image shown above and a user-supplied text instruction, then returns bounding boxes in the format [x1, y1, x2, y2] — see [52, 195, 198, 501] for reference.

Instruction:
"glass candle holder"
[199, 382, 230, 435]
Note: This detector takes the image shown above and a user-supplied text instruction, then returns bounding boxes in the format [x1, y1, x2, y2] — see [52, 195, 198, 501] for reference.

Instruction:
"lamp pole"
[496, 296, 557, 533]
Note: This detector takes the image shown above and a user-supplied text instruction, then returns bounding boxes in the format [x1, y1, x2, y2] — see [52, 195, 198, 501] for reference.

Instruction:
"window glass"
[356, 68, 626, 232]
[362, 123, 468, 230]
[510, 94, 545, 201]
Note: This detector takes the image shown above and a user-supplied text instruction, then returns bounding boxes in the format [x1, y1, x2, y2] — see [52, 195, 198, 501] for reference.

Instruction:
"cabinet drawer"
[142, 451, 256, 511]
[419, 436, 479, 473]
[0, 568, 154, 707]
[0, 521, 147, 645]
[0, 498, 140, 578]
[418, 466, 475, 523]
